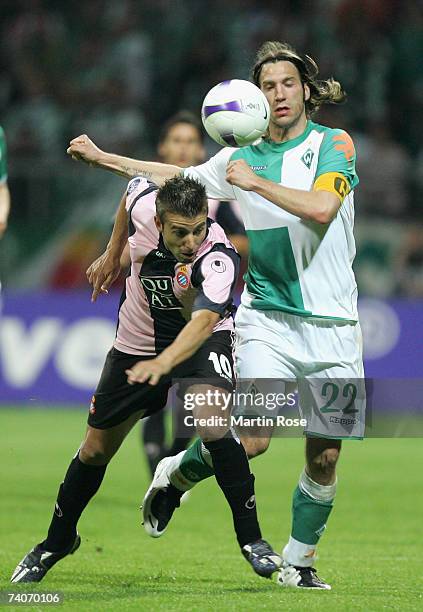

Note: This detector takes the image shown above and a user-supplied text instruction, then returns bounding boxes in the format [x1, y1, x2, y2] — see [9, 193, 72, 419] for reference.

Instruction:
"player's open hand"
[126, 357, 172, 386]
[226, 159, 259, 191]
[86, 250, 121, 302]
[67, 134, 102, 165]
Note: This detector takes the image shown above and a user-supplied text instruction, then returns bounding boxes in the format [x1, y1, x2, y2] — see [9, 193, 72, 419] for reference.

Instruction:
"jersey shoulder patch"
[127, 177, 156, 196]
[315, 127, 358, 189]
[331, 130, 355, 162]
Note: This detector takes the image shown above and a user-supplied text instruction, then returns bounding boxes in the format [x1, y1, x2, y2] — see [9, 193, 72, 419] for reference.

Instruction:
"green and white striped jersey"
[184, 120, 359, 321]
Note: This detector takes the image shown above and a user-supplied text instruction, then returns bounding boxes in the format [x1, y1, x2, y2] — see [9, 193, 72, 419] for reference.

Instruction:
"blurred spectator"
[71, 77, 146, 155]
[389, 0, 423, 155]
[354, 221, 401, 298]
[4, 66, 65, 159]
[103, 0, 152, 105]
[49, 230, 106, 289]
[0, 1, 420, 294]
[48, 110, 248, 291]
[395, 226, 423, 297]
[355, 122, 411, 217]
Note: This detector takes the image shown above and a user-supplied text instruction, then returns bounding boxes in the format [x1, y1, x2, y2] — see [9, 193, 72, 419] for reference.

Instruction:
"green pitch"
[0, 408, 422, 611]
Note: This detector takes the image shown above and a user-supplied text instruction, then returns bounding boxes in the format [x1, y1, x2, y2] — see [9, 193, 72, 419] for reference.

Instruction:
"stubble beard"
[269, 109, 304, 141]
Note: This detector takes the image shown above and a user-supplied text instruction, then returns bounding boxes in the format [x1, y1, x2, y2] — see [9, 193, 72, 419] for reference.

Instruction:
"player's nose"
[275, 84, 286, 100]
[184, 235, 196, 251]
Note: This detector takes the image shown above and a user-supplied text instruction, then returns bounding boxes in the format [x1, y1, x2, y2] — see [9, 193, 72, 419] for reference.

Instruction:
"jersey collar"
[263, 119, 315, 152]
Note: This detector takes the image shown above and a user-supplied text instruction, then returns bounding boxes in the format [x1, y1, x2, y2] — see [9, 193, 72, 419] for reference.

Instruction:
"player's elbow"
[311, 193, 339, 224]
[311, 207, 336, 224]
[203, 313, 219, 336]
[165, 165, 184, 182]
[193, 309, 220, 336]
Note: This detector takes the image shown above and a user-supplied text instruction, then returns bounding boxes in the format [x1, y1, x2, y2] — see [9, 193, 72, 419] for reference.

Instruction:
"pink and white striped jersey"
[114, 178, 239, 356]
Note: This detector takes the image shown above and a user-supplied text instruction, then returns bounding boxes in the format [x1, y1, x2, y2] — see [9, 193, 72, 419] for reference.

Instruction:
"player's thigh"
[186, 383, 231, 441]
[84, 348, 170, 440]
[176, 330, 235, 393]
[81, 409, 147, 464]
[176, 331, 234, 440]
[235, 305, 296, 379]
[299, 321, 365, 440]
[235, 307, 296, 450]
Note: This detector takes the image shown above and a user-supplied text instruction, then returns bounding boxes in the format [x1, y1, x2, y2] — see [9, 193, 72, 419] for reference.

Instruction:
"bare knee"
[314, 447, 340, 469]
[196, 425, 229, 443]
[79, 441, 111, 465]
[241, 436, 270, 459]
[308, 447, 340, 484]
[79, 422, 130, 465]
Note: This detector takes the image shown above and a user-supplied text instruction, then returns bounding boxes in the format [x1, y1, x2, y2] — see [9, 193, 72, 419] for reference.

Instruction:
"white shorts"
[234, 304, 366, 439]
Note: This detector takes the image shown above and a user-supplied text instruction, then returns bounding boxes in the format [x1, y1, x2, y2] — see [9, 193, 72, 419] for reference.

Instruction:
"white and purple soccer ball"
[201, 79, 270, 147]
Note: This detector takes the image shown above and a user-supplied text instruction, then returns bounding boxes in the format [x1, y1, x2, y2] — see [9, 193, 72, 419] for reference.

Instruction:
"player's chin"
[179, 253, 196, 262]
[272, 115, 292, 127]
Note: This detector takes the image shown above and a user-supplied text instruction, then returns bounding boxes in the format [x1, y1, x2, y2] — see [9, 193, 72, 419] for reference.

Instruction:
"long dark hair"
[252, 41, 346, 116]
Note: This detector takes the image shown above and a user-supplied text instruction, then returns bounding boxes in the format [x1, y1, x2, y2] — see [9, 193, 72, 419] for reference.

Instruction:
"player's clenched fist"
[226, 159, 259, 191]
[86, 250, 121, 302]
[67, 134, 102, 165]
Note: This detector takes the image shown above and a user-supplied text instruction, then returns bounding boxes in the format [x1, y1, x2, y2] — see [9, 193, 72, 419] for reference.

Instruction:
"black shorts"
[87, 331, 234, 429]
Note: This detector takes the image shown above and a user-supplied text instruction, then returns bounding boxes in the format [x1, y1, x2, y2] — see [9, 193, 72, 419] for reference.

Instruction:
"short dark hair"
[252, 41, 346, 116]
[156, 175, 208, 222]
[158, 111, 204, 145]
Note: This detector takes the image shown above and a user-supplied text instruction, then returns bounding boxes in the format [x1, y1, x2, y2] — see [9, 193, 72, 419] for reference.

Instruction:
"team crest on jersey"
[300, 148, 314, 169]
[127, 178, 140, 194]
[176, 266, 189, 288]
[246, 382, 260, 398]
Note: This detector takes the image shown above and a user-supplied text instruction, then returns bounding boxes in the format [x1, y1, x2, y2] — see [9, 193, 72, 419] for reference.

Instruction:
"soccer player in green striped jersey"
[67, 41, 366, 590]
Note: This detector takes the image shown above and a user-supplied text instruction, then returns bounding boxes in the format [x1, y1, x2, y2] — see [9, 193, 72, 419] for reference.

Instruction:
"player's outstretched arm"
[86, 192, 128, 302]
[67, 134, 182, 184]
[126, 309, 220, 386]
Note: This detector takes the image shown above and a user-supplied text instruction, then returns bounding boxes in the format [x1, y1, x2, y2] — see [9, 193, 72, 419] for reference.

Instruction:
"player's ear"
[154, 215, 163, 233]
[304, 83, 311, 102]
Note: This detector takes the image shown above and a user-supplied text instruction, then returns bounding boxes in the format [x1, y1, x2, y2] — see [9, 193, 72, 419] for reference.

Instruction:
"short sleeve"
[191, 246, 240, 317]
[125, 177, 158, 245]
[315, 129, 359, 190]
[215, 202, 246, 236]
[184, 148, 237, 200]
[125, 177, 153, 210]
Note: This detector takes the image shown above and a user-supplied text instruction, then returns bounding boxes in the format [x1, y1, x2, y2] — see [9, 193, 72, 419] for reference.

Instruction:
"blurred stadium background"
[0, 0, 422, 403]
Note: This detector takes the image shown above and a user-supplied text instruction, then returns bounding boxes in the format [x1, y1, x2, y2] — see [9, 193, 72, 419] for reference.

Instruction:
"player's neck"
[269, 115, 308, 144]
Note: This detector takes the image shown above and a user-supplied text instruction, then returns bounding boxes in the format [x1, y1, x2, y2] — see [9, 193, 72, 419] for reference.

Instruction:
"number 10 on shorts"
[208, 351, 233, 379]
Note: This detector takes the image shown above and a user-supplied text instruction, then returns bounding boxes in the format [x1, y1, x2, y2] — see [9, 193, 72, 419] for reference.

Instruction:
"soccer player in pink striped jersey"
[11, 176, 280, 584]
